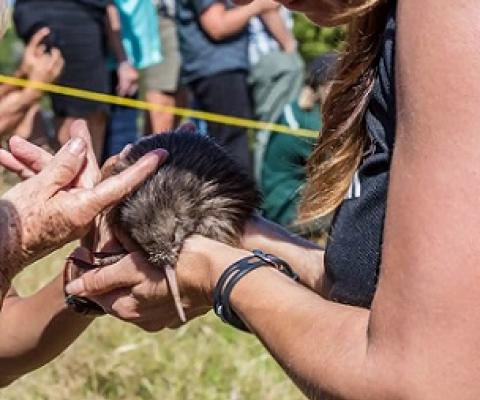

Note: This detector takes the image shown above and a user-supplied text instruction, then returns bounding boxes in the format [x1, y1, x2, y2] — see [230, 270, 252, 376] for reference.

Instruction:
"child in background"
[261, 53, 336, 239]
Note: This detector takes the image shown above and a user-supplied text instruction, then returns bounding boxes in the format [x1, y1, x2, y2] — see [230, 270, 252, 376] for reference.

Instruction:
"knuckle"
[84, 270, 105, 293]
[52, 163, 77, 186]
[111, 298, 138, 320]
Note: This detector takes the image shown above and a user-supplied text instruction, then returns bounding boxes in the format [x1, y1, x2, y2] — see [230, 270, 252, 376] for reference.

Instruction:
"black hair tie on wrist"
[213, 250, 299, 332]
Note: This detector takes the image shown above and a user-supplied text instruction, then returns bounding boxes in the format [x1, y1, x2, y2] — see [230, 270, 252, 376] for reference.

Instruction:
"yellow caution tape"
[0, 74, 319, 139]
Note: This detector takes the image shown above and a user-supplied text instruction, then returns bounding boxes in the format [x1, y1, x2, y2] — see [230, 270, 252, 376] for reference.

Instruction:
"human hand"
[0, 121, 167, 279]
[20, 27, 64, 83]
[65, 236, 249, 332]
[116, 61, 139, 97]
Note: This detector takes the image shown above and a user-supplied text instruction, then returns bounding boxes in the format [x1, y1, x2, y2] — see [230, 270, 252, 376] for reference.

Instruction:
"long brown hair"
[299, 0, 391, 222]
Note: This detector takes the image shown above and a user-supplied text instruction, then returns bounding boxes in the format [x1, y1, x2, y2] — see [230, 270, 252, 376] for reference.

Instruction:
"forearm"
[242, 216, 325, 293]
[226, 264, 393, 400]
[0, 88, 42, 136]
[0, 69, 27, 98]
[260, 9, 296, 52]
[0, 274, 93, 385]
[201, 3, 260, 41]
[106, 3, 128, 63]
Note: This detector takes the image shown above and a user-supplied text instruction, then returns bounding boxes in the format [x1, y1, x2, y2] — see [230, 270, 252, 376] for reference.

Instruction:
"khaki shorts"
[143, 16, 181, 93]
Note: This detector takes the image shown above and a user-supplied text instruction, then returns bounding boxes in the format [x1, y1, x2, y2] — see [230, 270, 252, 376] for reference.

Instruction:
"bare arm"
[68, 2, 480, 397]
[259, 8, 297, 53]
[105, 3, 138, 97]
[207, 0, 480, 398]
[200, 0, 276, 41]
[105, 3, 128, 64]
[242, 216, 325, 293]
[0, 272, 93, 386]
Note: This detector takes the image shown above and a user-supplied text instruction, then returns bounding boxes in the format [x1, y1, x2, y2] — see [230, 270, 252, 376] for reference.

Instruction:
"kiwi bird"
[107, 126, 262, 322]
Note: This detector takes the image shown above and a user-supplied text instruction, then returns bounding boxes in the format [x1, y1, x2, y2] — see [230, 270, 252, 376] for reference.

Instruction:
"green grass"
[0, 177, 305, 400]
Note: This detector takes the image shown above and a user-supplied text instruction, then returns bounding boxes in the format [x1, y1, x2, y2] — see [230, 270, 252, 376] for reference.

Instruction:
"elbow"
[204, 26, 228, 41]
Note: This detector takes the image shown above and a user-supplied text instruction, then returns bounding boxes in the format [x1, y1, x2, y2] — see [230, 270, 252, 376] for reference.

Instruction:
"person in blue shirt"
[176, 0, 277, 174]
[103, 0, 162, 162]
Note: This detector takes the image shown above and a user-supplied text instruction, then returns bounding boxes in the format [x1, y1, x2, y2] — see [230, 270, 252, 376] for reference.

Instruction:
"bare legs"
[145, 89, 186, 134]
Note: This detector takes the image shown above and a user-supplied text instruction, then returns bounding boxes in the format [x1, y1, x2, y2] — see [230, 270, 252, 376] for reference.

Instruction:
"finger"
[65, 252, 146, 297]
[29, 27, 50, 49]
[119, 144, 133, 159]
[50, 48, 62, 63]
[8, 135, 53, 173]
[100, 154, 120, 180]
[116, 84, 124, 97]
[0, 149, 35, 179]
[34, 137, 87, 197]
[128, 83, 139, 97]
[69, 120, 100, 188]
[92, 289, 140, 320]
[80, 149, 168, 215]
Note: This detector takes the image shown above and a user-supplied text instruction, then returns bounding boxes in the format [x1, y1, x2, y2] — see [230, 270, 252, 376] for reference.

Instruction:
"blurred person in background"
[13, 0, 112, 160]
[248, 5, 304, 180]
[176, 0, 278, 174]
[144, 0, 182, 132]
[261, 54, 336, 240]
[102, 0, 162, 161]
[0, 27, 63, 145]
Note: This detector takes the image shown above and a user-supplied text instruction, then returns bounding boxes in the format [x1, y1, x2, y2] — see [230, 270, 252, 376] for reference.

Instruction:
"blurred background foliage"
[0, 27, 22, 74]
[293, 13, 345, 62]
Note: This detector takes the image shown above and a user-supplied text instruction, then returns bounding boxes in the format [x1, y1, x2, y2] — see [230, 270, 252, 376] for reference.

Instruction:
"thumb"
[65, 253, 146, 297]
[35, 137, 87, 197]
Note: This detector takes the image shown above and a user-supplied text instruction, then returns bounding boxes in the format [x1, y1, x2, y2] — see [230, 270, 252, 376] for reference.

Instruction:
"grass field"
[0, 174, 305, 400]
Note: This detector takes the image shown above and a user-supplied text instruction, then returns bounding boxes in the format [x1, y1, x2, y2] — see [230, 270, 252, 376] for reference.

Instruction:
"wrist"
[283, 39, 298, 53]
[118, 60, 133, 71]
[180, 236, 250, 306]
[213, 250, 299, 331]
[207, 246, 251, 301]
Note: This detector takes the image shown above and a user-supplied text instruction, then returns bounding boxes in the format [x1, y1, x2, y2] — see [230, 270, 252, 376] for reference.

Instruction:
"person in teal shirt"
[103, 0, 162, 161]
[261, 54, 336, 237]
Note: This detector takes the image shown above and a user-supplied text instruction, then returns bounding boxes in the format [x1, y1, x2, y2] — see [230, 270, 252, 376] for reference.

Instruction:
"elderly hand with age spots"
[0, 120, 167, 302]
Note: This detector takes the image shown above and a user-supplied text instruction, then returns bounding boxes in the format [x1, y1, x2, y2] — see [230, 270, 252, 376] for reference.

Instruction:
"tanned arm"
[259, 8, 297, 53]
[199, 0, 276, 41]
[0, 273, 93, 386]
[205, 1, 480, 398]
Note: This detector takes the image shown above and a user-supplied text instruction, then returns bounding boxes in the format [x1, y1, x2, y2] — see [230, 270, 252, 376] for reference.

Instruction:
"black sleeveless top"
[324, 2, 397, 308]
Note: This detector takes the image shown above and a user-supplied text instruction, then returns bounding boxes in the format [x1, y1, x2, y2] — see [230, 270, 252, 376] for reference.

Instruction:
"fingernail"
[68, 138, 86, 156]
[65, 279, 85, 295]
[152, 149, 169, 161]
[120, 144, 133, 159]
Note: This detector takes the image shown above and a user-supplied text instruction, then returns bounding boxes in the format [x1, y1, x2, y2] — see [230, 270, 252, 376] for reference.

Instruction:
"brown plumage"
[107, 126, 261, 321]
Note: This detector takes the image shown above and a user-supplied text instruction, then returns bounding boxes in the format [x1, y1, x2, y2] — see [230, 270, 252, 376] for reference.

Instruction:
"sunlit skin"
[64, 1, 480, 398]
[3, 0, 480, 398]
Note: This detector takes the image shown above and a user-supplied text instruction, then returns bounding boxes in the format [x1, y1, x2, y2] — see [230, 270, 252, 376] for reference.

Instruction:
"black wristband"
[63, 255, 106, 317]
[213, 250, 298, 332]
